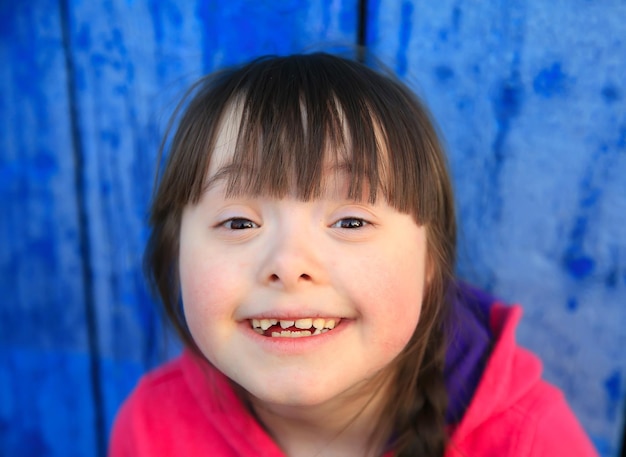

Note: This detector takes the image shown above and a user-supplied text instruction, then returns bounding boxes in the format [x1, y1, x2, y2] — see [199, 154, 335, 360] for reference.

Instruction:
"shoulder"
[108, 351, 233, 456]
[449, 377, 598, 456]
[108, 354, 196, 456]
[117, 352, 198, 417]
[448, 302, 598, 457]
[108, 350, 285, 457]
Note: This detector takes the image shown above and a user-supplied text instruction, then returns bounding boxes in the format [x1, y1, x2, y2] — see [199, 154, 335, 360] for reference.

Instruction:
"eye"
[222, 218, 259, 230]
[331, 217, 369, 229]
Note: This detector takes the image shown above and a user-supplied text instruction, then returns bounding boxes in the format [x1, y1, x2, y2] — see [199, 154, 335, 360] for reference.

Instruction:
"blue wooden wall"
[368, 2, 626, 455]
[0, 1, 624, 456]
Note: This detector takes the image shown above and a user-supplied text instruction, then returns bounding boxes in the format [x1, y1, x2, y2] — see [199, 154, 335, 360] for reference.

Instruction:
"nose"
[258, 222, 326, 290]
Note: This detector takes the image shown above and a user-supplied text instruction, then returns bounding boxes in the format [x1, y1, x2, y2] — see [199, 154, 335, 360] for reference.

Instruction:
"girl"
[110, 53, 598, 456]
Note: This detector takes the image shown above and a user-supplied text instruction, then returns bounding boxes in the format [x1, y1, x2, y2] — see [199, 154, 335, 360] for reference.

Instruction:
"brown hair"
[146, 53, 456, 456]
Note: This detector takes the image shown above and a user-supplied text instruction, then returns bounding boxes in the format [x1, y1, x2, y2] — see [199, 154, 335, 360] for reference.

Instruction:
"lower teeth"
[267, 328, 330, 338]
[272, 330, 311, 338]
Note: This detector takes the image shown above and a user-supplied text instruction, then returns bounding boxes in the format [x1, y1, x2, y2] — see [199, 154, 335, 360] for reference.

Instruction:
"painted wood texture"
[368, 1, 626, 455]
[0, 2, 99, 456]
[1, 1, 357, 456]
[1, 1, 624, 456]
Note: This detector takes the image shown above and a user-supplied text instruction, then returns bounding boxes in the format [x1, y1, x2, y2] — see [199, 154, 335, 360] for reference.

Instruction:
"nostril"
[266, 272, 313, 285]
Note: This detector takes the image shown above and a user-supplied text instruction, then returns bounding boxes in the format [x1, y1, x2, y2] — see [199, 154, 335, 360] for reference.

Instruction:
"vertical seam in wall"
[621, 400, 626, 457]
[58, 1, 106, 456]
[357, 0, 368, 62]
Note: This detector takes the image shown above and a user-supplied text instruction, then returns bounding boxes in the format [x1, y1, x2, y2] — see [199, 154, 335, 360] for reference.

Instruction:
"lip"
[239, 318, 351, 355]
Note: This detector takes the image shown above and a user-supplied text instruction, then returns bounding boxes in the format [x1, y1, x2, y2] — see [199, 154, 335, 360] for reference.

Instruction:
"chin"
[248, 382, 335, 408]
[238, 374, 346, 408]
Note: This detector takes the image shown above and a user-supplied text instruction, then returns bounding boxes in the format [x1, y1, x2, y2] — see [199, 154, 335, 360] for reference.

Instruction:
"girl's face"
[178, 116, 428, 412]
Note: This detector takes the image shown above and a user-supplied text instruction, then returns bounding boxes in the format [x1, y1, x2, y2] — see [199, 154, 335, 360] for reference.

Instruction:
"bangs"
[220, 55, 384, 203]
[163, 53, 447, 225]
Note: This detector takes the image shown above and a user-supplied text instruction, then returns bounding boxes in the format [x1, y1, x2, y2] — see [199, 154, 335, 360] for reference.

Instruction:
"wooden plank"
[62, 0, 359, 446]
[0, 2, 98, 456]
[368, 1, 626, 455]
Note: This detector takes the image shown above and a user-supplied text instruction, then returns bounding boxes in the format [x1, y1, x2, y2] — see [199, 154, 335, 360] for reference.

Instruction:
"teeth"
[295, 318, 312, 329]
[251, 317, 340, 333]
[271, 330, 313, 338]
[260, 319, 272, 330]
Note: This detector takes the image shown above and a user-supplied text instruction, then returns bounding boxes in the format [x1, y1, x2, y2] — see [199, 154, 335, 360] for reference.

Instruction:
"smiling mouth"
[250, 318, 339, 338]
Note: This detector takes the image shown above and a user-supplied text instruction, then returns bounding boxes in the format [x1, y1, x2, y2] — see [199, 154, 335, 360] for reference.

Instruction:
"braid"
[392, 322, 448, 456]
[379, 275, 452, 457]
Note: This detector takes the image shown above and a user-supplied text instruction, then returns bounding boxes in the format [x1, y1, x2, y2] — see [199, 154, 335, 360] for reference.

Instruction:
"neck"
[248, 374, 393, 457]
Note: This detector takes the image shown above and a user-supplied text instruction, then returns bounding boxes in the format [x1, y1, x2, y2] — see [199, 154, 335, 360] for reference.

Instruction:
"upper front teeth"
[251, 318, 338, 331]
[255, 319, 277, 330]
[295, 318, 311, 329]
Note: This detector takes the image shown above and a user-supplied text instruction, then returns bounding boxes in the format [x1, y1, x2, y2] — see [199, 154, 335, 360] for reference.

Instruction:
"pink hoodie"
[109, 303, 598, 456]
[444, 303, 597, 456]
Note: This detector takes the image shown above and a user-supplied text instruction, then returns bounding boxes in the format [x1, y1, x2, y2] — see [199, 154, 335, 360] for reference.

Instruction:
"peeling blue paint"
[563, 214, 595, 279]
[4, 427, 51, 457]
[339, 1, 355, 36]
[564, 253, 596, 279]
[490, 0, 526, 183]
[560, 136, 621, 284]
[604, 370, 622, 421]
[605, 268, 618, 288]
[100, 130, 121, 149]
[601, 84, 620, 103]
[533, 62, 567, 97]
[395, 1, 413, 77]
[489, 71, 524, 219]
[75, 25, 91, 51]
[566, 297, 579, 311]
[617, 124, 626, 149]
[494, 76, 524, 124]
[451, 4, 462, 31]
[434, 64, 455, 83]
[32, 150, 58, 178]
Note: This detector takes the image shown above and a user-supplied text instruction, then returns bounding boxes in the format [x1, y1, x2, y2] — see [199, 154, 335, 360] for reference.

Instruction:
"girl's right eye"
[330, 217, 370, 229]
[221, 218, 259, 230]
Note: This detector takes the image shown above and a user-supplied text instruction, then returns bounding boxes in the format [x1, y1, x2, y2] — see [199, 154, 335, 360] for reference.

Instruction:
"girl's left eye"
[222, 218, 259, 230]
[331, 218, 369, 229]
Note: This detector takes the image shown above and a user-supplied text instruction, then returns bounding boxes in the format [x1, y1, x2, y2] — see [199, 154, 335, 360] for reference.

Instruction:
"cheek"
[179, 249, 246, 320]
[365, 244, 427, 301]
[377, 281, 423, 350]
[356, 254, 425, 341]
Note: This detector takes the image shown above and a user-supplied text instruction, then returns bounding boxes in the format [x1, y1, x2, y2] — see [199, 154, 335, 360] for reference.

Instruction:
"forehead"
[205, 100, 244, 180]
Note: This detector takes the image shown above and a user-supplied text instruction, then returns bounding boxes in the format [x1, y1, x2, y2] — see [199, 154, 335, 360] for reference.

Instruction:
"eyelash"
[218, 216, 370, 230]
[221, 218, 259, 230]
[331, 217, 369, 229]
